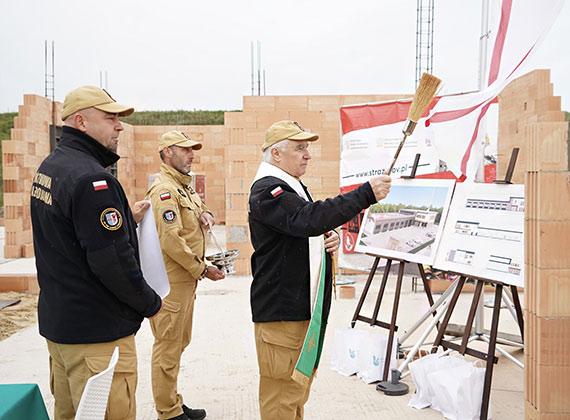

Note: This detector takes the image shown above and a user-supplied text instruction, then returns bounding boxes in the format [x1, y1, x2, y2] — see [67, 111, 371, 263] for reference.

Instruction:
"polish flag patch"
[92, 180, 108, 191]
[271, 187, 283, 197]
[160, 192, 171, 201]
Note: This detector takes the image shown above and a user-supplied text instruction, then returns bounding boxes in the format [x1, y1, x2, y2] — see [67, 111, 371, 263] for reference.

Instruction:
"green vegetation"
[0, 113, 15, 209]
[565, 111, 569, 122]
[120, 110, 239, 126]
[369, 203, 444, 224]
[0, 112, 16, 142]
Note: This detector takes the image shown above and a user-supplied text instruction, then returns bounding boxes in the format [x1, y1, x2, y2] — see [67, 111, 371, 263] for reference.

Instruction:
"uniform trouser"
[254, 321, 315, 420]
[150, 280, 197, 419]
[46, 334, 137, 420]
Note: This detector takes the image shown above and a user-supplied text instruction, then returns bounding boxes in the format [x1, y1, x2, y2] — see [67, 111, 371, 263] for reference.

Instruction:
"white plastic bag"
[330, 328, 367, 376]
[408, 354, 466, 410]
[455, 362, 489, 420]
[356, 329, 398, 384]
[428, 360, 491, 420]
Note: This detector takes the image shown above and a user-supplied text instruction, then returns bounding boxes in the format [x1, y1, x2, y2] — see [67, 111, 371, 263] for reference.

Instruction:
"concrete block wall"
[224, 94, 412, 275]
[498, 70, 570, 419]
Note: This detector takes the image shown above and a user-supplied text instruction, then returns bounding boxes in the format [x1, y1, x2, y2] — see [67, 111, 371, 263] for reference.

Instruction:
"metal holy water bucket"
[205, 249, 240, 274]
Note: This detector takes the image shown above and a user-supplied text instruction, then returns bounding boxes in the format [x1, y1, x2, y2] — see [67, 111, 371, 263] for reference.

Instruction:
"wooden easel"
[430, 147, 524, 420]
[430, 276, 524, 420]
[350, 154, 438, 382]
[350, 256, 437, 382]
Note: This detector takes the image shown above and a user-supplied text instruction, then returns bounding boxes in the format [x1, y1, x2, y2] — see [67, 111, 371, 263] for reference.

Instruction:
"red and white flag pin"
[160, 192, 171, 201]
[92, 180, 108, 191]
[271, 186, 283, 197]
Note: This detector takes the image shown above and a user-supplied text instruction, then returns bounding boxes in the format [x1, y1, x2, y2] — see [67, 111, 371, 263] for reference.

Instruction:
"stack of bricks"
[499, 70, 570, 418]
[498, 69, 566, 183]
[3, 94, 56, 259]
[223, 94, 411, 274]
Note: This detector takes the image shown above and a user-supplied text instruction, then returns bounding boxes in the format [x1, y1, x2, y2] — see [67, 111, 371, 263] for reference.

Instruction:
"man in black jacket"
[248, 120, 391, 419]
[30, 85, 162, 420]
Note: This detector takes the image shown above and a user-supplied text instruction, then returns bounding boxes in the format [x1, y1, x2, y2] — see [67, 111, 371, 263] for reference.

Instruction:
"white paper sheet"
[136, 202, 170, 298]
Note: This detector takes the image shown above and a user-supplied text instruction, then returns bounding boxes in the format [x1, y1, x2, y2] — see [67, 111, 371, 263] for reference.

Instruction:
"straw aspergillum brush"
[386, 72, 442, 174]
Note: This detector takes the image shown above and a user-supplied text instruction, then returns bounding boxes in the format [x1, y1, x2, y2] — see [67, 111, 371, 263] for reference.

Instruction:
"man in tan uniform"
[147, 131, 225, 420]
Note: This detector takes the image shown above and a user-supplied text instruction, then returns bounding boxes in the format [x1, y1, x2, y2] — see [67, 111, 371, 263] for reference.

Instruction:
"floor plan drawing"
[434, 183, 525, 287]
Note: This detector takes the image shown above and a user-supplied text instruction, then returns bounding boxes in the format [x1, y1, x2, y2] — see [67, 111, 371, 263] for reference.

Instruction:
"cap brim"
[95, 102, 135, 117]
[173, 139, 203, 150]
[288, 132, 319, 142]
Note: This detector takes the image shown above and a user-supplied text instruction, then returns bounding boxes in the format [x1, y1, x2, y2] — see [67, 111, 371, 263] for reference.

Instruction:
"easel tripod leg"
[460, 280, 484, 354]
[383, 262, 405, 381]
[418, 263, 436, 307]
[480, 283, 503, 420]
[351, 256, 380, 327]
[510, 285, 524, 342]
[371, 259, 392, 325]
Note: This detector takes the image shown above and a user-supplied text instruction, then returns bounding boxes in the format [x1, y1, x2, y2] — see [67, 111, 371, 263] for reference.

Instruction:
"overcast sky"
[1, 1, 568, 113]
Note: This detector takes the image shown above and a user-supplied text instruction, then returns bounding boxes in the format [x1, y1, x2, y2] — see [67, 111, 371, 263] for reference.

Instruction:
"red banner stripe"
[340, 97, 441, 135]
[488, 0, 513, 86]
[460, 102, 492, 175]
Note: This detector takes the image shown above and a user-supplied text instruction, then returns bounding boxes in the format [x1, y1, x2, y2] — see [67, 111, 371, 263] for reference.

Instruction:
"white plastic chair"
[75, 346, 119, 420]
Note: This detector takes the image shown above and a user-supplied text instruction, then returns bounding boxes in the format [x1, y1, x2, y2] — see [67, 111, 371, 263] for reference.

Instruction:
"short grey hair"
[263, 139, 290, 163]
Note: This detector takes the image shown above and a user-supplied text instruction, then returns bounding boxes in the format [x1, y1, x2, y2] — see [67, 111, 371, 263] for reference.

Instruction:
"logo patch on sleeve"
[100, 208, 122, 231]
[160, 192, 171, 201]
[163, 210, 176, 223]
[271, 186, 284, 197]
[92, 180, 108, 191]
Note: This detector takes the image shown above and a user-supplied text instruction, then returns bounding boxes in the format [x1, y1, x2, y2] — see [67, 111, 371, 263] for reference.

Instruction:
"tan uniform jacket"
[146, 163, 210, 282]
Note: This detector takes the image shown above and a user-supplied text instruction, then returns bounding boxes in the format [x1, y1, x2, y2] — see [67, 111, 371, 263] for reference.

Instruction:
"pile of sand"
[0, 291, 38, 341]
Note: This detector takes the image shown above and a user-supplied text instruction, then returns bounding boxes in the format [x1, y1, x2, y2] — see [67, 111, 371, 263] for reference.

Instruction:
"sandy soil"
[0, 291, 38, 341]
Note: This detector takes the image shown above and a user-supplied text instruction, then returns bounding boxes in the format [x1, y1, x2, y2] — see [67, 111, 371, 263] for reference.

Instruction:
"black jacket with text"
[248, 176, 377, 323]
[30, 126, 162, 344]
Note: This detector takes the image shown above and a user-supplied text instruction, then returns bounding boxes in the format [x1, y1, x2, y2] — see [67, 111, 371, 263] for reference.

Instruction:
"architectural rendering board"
[355, 179, 456, 265]
[433, 183, 525, 287]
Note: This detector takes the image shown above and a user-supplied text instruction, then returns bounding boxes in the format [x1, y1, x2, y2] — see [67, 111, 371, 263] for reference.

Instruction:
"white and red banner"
[338, 0, 564, 268]
[338, 97, 497, 263]
[427, 0, 564, 179]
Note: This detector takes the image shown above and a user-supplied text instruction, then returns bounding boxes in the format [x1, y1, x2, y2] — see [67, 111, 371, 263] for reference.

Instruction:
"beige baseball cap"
[158, 131, 203, 152]
[62, 85, 134, 121]
[262, 120, 319, 152]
